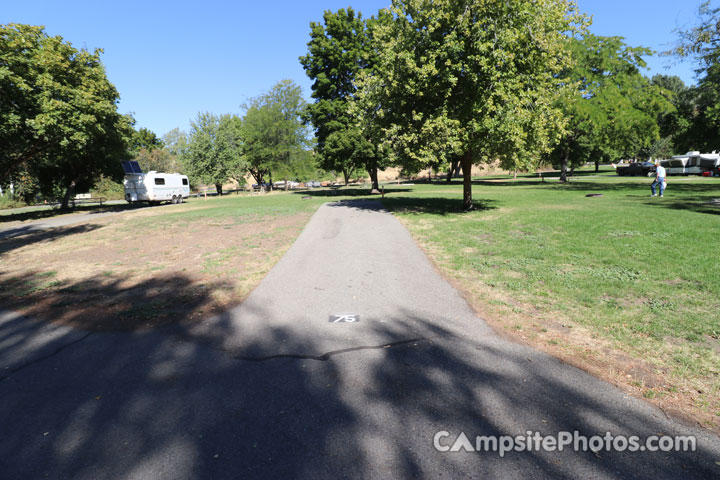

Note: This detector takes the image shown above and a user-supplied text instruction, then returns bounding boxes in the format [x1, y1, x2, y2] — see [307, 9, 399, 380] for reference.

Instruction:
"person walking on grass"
[651, 160, 666, 197]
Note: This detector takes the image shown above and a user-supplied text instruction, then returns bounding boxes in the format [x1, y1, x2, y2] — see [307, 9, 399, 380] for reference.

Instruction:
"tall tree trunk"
[368, 164, 380, 193]
[460, 150, 473, 211]
[595, 160, 599, 173]
[559, 149, 569, 183]
[446, 158, 460, 182]
[215, 183, 223, 195]
[249, 169, 262, 185]
[60, 180, 77, 209]
[343, 168, 350, 186]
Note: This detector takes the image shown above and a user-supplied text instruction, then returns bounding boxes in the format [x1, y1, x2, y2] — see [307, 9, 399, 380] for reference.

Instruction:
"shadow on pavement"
[0, 274, 718, 478]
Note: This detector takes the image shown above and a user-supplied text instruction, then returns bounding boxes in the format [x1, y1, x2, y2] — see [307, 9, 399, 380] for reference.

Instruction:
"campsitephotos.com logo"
[433, 431, 697, 457]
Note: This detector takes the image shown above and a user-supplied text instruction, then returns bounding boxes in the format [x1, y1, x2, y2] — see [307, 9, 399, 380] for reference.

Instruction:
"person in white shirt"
[651, 161, 666, 197]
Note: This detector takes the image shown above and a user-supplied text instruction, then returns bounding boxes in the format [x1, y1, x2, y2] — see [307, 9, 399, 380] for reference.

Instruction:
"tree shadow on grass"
[293, 187, 413, 198]
[463, 178, 720, 194]
[641, 196, 720, 216]
[382, 196, 498, 215]
[0, 281, 718, 478]
[319, 196, 497, 215]
[0, 202, 148, 224]
[0, 224, 103, 255]
[0, 270, 233, 332]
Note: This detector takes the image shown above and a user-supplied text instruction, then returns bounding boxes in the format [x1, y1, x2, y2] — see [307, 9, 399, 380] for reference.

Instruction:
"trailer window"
[182, 178, 188, 185]
[154, 178, 165, 185]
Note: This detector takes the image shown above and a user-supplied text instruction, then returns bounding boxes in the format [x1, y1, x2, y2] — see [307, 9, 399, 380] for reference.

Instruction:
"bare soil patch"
[0, 206, 312, 331]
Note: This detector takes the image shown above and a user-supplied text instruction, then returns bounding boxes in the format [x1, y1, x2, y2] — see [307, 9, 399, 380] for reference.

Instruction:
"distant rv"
[122, 161, 190, 204]
[659, 151, 720, 176]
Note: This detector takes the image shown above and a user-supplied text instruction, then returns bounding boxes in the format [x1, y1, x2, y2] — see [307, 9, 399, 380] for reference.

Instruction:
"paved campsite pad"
[1, 200, 720, 478]
[182, 200, 493, 357]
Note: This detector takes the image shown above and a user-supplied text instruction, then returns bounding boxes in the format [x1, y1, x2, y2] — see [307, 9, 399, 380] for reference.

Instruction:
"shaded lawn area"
[383, 175, 720, 430]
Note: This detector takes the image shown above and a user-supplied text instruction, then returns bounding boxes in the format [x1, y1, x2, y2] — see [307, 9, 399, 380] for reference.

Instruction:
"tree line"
[2, 1, 719, 210]
[300, 0, 720, 209]
[0, 25, 317, 205]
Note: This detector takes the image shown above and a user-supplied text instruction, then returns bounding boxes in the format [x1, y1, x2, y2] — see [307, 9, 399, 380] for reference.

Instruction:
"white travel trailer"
[122, 161, 190, 204]
[659, 151, 720, 176]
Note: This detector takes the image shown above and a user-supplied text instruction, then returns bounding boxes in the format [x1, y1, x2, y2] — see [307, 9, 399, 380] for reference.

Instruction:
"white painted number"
[332, 314, 358, 323]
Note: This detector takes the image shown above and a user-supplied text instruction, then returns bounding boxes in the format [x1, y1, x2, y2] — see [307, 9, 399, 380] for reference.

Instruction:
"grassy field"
[383, 171, 720, 429]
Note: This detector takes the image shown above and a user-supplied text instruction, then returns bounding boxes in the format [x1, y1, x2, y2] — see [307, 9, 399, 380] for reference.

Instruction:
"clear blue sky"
[1, 0, 706, 137]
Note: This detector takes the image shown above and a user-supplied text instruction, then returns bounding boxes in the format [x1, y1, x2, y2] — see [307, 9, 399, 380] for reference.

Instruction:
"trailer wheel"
[177, 196, 183, 204]
[171, 195, 177, 204]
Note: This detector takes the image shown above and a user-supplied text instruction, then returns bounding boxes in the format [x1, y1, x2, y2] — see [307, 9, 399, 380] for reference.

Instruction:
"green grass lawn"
[381, 172, 720, 426]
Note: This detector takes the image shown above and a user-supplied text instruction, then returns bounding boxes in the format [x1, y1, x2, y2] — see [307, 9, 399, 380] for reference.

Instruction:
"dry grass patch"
[0, 201, 314, 331]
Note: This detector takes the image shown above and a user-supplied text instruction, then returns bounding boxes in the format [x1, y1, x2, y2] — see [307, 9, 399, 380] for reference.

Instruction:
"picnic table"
[71, 194, 107, 207]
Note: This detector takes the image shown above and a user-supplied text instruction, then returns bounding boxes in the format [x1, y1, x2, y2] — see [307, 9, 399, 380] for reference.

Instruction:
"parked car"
[616, 161, 656, 176]
[251, 182, 272, 190]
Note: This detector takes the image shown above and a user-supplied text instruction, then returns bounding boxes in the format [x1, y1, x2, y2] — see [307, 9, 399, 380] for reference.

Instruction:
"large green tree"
[667, 1, 720, 151]
[550, 35, 673, 181]
[162, 128, 189, 158]
[300, 8, 389, 190]
[649, 74, 694, 157]
[130, 127, 163, 155]
[242, 80, 310, 189]
[183, 112, 245, 194]
[358, 0, 585, 209]
[0, 24, 133, 207]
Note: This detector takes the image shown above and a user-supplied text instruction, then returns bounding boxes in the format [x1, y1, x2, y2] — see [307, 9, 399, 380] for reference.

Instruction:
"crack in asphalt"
[232, 338, 426, 362]
[0, 332, 94, 383]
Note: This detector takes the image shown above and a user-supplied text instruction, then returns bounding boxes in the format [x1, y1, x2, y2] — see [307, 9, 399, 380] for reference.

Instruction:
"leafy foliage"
[130, 127, 163, 155]
[0, 24, 133, 206]
[357, 0, 586, 208]
[300, 8, 389, 188]
[162, 128, 189, 158]
[183, 113, 245, 194]
[550, 35, 674, 180]
[242, 80, 312, 186]
[667, 1, 720, 150]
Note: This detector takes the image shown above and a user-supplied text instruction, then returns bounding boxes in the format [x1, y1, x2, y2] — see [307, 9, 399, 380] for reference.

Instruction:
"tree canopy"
[0, 23, 132, 207]
[356, 0, 586, 209]
[242, 80, 311, 187]
[130, 127, 163, 154]
[183, 112, 245, 194]
[667, 1, 720, 151]
[300, 8, 389, 189]
[550, 34, 673, 180]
